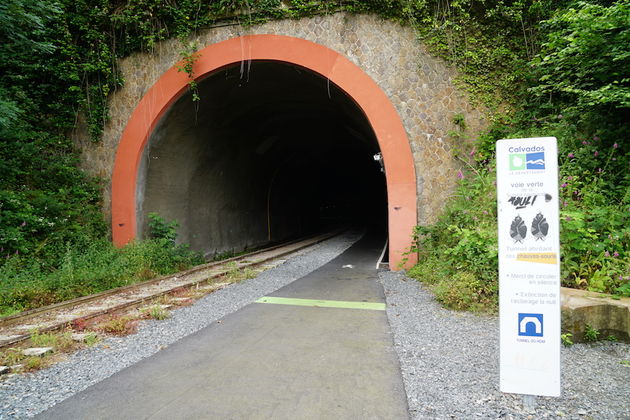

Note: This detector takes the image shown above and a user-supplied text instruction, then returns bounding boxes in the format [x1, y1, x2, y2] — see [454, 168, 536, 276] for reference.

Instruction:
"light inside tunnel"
[137, 61, 387, 258]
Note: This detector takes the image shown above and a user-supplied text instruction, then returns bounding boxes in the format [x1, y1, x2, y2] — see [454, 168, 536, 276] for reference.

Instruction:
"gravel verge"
[0, 231, 362, 419]
[380, 270, 630, 420]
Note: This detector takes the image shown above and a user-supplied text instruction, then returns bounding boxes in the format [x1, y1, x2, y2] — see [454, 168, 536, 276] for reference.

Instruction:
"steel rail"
[0, 230, 342, 350]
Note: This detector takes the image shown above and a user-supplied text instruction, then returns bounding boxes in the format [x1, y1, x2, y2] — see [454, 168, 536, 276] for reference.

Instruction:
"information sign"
[496, 137, 561, 397]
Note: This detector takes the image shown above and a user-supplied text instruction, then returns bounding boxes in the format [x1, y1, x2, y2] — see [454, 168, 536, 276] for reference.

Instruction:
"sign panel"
[496, 137, 561, 397]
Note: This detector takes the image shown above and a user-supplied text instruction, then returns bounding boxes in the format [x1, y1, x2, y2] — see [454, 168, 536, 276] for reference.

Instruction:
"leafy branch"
[176, 41, 201, 102]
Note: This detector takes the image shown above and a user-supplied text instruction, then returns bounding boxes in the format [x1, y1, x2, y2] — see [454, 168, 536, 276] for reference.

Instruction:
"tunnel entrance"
[138, 61, 386, 257]
[112, 34, 417, 268]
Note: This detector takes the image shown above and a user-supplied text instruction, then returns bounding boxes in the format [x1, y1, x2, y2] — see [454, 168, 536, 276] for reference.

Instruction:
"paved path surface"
[38, 234, 409, 419]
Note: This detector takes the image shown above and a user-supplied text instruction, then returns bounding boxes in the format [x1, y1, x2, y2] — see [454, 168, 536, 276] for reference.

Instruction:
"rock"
[0, 335, 23, 342]
[140, 304, 172, 311]
[577, 409, 587, 415]
[22, 347, 53, 357]
[561, 287, 630, 343]
[71, 333, 89, 342]
[0, 366, 9, 375]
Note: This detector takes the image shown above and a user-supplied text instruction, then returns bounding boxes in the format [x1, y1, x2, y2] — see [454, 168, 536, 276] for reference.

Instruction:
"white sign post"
[496, 137, 561, 399]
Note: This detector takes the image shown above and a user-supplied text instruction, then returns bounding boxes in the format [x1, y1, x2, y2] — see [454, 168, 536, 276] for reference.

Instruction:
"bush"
[409, 1, 630, 310]
[0, 239, 203, 316]
[147, 212, 178, 243]
[408, 166, 499, 312]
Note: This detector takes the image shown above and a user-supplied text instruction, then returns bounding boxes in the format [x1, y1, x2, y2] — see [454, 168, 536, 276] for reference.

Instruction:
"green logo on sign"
[509, 153, 527, 170]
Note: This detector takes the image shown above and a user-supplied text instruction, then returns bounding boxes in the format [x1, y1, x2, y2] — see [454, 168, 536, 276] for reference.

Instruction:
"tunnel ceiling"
[199, 61, 378, 157]
[139, 60, 386, 257]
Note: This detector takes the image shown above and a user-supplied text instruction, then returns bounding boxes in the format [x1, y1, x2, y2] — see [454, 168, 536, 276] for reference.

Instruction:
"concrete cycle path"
[39, 233, 409, 419]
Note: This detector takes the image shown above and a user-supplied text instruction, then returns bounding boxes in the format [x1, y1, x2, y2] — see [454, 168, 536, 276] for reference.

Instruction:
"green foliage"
[561, 332, 574, 347]
[410, 1, 629, 310]
[29, 329, 59, 348]
[584, 324, 600, 342]
[24, 356, 44, 371]
[147, 212, 179, 243]
[0, 0, 107, 267]
[406, 0, 554, 109]
[223, 261, 257, 283]
[98, 316, 136, 336]
[29, 329, 74, 352]
[560, 333, 574, 347]
[0, 348, 23, 367]
[616, 283, 630, 298]
[176, 41, 202, 102]
[84, 331, 100, 347]
[530, 2, 630, 121]
[0, 239, 203, 316]
[146, 305, 171, 320]
[408, 166, 499, 312]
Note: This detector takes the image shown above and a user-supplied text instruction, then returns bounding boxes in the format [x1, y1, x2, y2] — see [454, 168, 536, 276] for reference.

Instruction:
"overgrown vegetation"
[0, 329, 86, 373]
[0, 237, 203, 316]
[1, 0, 628, 315]
[409, 1, 629, 311]
[223, 261, 258, 283]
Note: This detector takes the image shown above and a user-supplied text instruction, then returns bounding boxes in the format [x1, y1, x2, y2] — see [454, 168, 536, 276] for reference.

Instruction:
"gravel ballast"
[0, 231, 362, 418]
[380, 270, 630, 420]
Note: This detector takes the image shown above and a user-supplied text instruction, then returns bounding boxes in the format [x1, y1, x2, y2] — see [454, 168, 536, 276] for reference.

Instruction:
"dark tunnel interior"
[137, 61, 387, 258]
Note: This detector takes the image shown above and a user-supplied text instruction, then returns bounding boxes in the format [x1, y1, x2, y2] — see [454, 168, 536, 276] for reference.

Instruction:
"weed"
[147, 213, 178, 243]
[0, 348, 23, 366]
[432, 272, 490, 312]
[452, 113, 467, 130]
[29, 330, 74, 352]
[584, 324, 600, 342]
[23, 356, 43, 371]
[147, 305, 170, 321]
[606, 335, 618, 342]
[98, 316, 137, 336]
[84, 332, 99, 347]
[56, 332, 75, 352]
[224, 262, 257, 283]
[29, 329, 58, 348]
[561, 333, 574, 347]
[620, 360, 630, 367]
[0, 239, 203, 316]
[213, 250, 236, 261]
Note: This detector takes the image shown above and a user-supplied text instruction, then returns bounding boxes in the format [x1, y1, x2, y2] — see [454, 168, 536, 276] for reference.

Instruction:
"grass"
[0, 239, 204, 317]
[0, 329, 90, 373]
[144, 305, 171, 320]
[23, 356, 43, 371]
[97, 316, 138, 336]
[29, 330, 74, 352]
[84, 331, 100, 347]
[0, 348, 23, 366]
[223, 262, 258, 283]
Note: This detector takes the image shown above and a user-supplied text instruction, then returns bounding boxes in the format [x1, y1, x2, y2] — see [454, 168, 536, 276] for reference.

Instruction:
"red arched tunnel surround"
[111, 34, 418, 269]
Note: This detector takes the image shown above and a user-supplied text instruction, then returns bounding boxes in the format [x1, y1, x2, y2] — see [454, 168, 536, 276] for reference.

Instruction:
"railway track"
[0, 231, 341, 350]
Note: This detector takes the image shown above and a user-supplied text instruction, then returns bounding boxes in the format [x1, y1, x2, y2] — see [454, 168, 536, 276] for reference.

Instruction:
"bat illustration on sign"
[531, 212, 549, 240]
[510, 215, 527, 243]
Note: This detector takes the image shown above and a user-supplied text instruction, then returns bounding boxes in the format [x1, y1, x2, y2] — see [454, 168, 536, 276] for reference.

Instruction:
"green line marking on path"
[255, 296, 386, 311]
